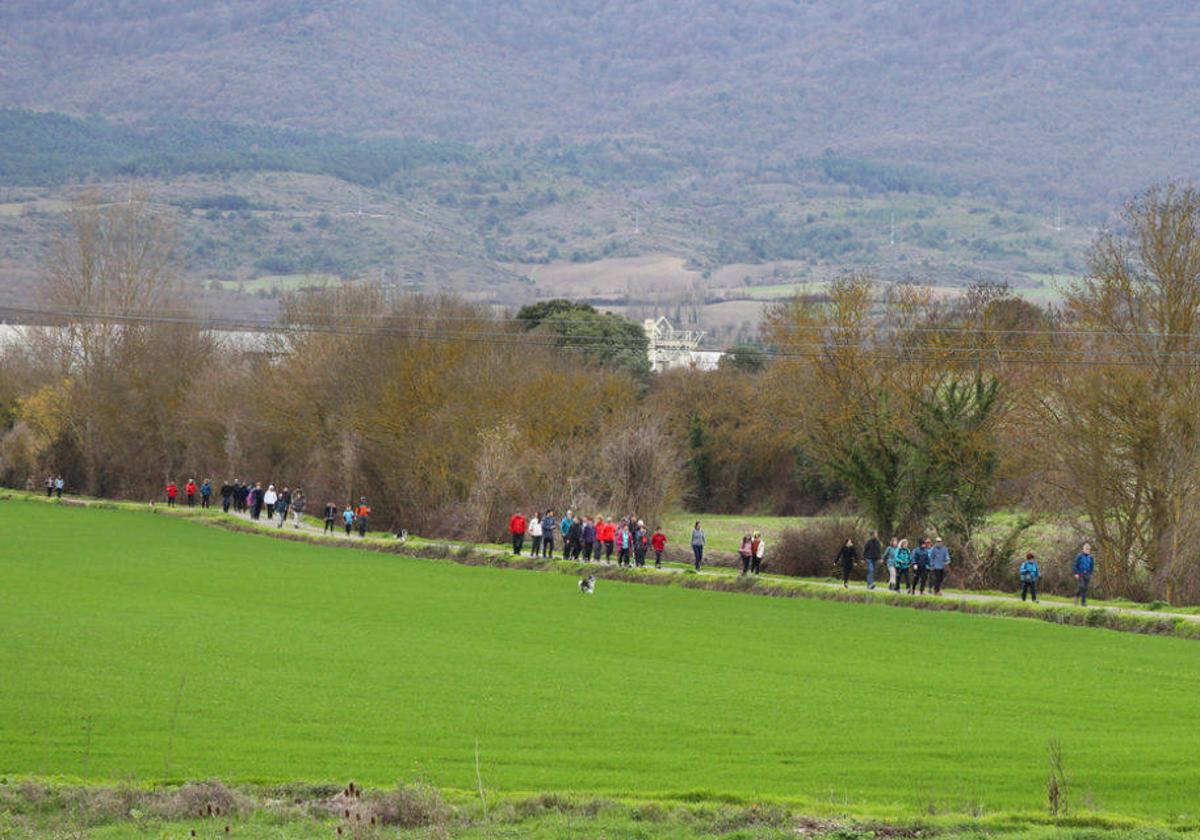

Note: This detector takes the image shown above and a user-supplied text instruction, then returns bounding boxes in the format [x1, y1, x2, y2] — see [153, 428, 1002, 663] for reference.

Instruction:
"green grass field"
[2, 502, 1199, 826]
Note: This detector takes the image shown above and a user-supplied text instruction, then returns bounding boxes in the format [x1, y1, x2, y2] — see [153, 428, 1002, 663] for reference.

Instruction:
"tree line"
[2, 185, 1199, 603]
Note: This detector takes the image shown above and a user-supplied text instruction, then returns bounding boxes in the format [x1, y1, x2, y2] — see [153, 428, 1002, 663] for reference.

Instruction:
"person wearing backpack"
[1019, 552, 1041, 602]
[738, 533, 754, 575]
[1073, 543, 1095, 606]
[893, 539, 912, 592]
[354, 498, 371, 537]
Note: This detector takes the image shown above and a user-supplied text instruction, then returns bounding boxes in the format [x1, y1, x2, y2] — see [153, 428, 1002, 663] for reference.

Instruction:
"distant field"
[2, 501, 1199, 822]
[216, 273, 343, 293]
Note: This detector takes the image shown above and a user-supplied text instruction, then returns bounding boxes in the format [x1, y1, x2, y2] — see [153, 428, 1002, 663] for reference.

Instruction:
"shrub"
[155, 780, 249, 820]
[367, 783, 453, 828]
[773, 518, 862, 577]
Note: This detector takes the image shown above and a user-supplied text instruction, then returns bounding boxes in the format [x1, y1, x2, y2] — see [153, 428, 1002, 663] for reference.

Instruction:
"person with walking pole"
[863, 531, 882, 590]
[1074, 543, 1095, 606]
[835, 538, 858, 588]
[1019, 552, 1041, 602]
[690, 521, 706, 571]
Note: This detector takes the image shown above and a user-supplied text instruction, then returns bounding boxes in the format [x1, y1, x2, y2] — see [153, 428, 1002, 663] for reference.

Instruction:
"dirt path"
[221, 508, 1200, 625]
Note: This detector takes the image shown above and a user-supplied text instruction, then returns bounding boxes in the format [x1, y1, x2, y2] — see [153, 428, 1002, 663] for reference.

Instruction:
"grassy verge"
[3, 490, 1196, 641]
[0, 780, 1193, 839]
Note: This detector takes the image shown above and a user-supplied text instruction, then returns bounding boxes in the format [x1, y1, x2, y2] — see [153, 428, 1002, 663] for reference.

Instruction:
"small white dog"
[579, 574, 596, 595]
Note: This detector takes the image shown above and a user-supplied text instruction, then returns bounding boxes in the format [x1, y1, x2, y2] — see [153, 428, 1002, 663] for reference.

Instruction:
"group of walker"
[837, 533, 1098, 606]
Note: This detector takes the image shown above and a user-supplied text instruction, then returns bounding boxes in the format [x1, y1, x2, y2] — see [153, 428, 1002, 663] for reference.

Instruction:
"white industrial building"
[643, 317, 721, 372]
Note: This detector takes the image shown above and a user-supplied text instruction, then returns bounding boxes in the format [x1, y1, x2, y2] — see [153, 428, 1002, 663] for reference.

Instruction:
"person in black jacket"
[835, 538, 858, 588]
[220, 480, 234, 513]
[863, 531, 882, 590]
[568, 516, 584, 560]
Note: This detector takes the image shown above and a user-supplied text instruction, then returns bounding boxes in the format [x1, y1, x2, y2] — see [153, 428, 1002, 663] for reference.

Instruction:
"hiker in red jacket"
[165, 480, 178, 507]
[651, 527, 667, 568]
[509, 511, 528, 555]
[185, 479, 198, 508]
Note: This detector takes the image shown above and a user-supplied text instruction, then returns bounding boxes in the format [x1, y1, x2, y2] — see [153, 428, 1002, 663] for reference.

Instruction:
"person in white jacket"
[752, 532, 766, 574]
[263, 484, 278, 520]
[528, 510, 544, 557]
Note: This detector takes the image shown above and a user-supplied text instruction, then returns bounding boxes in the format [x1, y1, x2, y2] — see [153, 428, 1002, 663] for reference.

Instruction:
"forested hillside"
[3, 1, 1199, 210]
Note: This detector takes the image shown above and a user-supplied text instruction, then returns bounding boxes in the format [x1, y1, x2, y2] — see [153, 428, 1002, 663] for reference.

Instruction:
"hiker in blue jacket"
[560, 510, 574, 558]
[910, 538, 932, 595]
[1073, 543, 1095, 606]
[541, 510, 558, 558]
[928, 537, 950, 595]
[1019, 552, 1041, 602]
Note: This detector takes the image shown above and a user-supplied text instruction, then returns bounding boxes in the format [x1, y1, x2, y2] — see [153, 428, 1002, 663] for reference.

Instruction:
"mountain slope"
[3, 1, 1199, 209]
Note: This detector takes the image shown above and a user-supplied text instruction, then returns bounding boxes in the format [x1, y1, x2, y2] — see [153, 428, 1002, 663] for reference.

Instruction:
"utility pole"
[889, 211, 896, 245]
